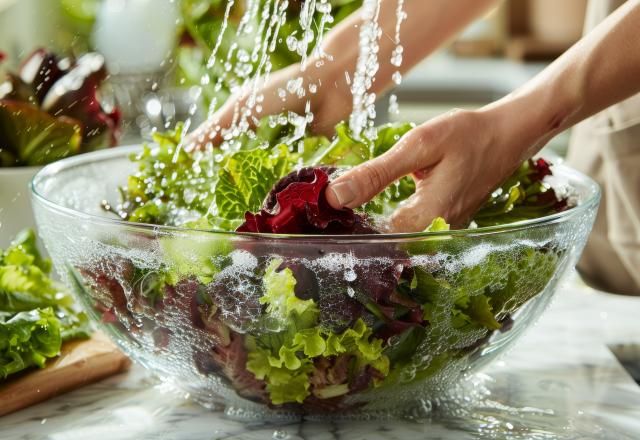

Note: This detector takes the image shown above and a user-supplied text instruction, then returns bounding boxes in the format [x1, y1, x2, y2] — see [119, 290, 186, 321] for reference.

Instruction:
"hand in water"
[185, 61, 352, 150]
[326, 108, 523, 232]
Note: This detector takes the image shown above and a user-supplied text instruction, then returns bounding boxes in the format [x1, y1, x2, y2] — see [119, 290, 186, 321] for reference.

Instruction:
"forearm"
[318, 0, 500, 96]
[485, 0, 640, 164]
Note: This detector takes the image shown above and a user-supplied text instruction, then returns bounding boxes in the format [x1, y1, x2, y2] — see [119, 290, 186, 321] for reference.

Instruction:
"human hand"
[325, 108, 529, 232]
[185, 60, 353, 150]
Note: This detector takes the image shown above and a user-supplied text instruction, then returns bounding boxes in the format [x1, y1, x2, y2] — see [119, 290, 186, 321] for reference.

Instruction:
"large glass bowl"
[31, 146, 599, 419]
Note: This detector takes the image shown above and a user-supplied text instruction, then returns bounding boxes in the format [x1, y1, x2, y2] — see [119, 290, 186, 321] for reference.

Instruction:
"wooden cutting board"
[0, 331, 131, 417]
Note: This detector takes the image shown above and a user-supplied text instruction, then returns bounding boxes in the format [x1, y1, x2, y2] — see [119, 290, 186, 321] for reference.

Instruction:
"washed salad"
[76, 119, 570, 411]
[0, 230, 91, 379]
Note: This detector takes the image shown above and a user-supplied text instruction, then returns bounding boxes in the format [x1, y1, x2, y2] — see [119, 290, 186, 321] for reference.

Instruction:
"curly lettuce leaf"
[260, 259, 318, 326]
[0, 230, 72, 312]
[425, 217, 450, 232]
[213, 145, 297, 226]
[410, 245, 558, 343]
[474, 158, 568, 227]
[118, 123, 219, 226]
[0, 230, 91, 379]
[160, 233, 232, 285]
[245, 259, 389, 405]
[0, 308, 61, 378]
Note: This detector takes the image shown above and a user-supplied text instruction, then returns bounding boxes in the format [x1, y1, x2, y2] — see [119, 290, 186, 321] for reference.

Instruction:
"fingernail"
[328, 180, 358, 207]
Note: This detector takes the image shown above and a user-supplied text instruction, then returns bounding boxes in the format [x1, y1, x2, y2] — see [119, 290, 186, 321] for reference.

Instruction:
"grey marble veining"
[2, 276, 640, 440]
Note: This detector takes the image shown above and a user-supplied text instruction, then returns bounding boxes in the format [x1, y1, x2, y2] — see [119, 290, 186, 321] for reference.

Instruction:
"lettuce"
[474, 158, 568, 227]
[0, 230, 91, 380]
[109, 118, 572, 409]
[160, 233, 231, 285]
[117, 123, 219, 226]
[425, 217, 450, 232]
[213, 145, 297, 227]
[0, 308, 61, 378]
[244, 258, 390, 405]
[260, 259, 318, 323]
[0, 49, 120, 167]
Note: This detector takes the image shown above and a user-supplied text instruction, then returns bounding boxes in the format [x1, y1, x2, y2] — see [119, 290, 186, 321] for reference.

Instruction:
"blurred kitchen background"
[0, 0, 588, 156]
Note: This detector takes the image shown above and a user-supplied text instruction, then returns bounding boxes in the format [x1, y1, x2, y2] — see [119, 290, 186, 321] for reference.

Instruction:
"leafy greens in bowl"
[30, 120, 599, 417]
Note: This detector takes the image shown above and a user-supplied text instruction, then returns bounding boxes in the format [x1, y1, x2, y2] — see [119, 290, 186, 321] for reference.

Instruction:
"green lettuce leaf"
[0, 308, 61, 378]
[0, 230, 91, 380]
[425, 217, 450, 232]
[118, 123, 220, 226]
[260, 259, 318, 324]
[159, 233, 232, 285]
[0, 100, 82, 167]
[213, 145, 297, 225]
[245, 259, 390, 405]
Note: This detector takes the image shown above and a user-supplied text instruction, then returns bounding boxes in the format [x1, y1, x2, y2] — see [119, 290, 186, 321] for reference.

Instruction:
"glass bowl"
[30, 146, 600, 419]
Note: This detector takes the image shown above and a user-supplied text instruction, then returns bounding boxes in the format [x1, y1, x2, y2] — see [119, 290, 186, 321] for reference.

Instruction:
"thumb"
[326, 130, 429, 209]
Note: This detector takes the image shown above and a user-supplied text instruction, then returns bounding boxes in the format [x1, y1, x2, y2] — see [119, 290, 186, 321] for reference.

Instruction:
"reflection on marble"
[2, 276, 640, 440]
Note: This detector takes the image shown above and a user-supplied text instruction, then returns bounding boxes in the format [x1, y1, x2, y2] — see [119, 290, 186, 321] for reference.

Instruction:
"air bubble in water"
[272, 429, 289, 440]
[344, 269, 357, 282]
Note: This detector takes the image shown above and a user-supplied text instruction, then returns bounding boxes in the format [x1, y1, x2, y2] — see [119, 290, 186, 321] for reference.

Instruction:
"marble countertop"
[2, 276, 640, 440]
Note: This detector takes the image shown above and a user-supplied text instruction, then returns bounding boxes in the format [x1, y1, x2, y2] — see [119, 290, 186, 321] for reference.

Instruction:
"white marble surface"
[2, 276, 640, 440]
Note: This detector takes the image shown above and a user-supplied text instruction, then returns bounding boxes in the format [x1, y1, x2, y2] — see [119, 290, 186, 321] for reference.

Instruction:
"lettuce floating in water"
[244, 259, 389, 405]
[0, 230, 91, 379]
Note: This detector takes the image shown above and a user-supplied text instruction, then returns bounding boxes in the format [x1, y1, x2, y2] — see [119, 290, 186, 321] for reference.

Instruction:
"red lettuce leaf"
[17, 49, 70, 103]
[0, 100, 82, 166]
[237, 167, 368, 234]
[0, 49, 120, 163]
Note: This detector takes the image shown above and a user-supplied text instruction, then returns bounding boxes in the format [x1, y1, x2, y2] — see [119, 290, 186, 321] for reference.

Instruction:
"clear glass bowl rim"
[30, 145, 601, 241]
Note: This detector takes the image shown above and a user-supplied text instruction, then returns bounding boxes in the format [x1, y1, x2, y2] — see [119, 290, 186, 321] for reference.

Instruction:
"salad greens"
[87, 116, 572, 410]
[0, 230, 91, 379]
[245, 259, 387, 404]
[116, 117, 565, 231]
[0, 49, 120, 167]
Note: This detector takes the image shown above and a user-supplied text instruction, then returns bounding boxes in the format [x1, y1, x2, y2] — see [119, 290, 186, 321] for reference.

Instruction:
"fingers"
[186, 63, 319, 151]
[326, 126, 437, 210]
[388, 167, 480, 233]
[388, 180, 449, 233]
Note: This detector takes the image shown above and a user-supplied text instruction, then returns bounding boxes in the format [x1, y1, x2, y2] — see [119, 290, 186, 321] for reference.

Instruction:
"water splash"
[348, 0, 382, 141]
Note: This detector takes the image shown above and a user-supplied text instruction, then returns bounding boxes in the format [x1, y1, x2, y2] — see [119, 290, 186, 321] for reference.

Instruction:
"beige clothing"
[567, 0, 640, 295]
